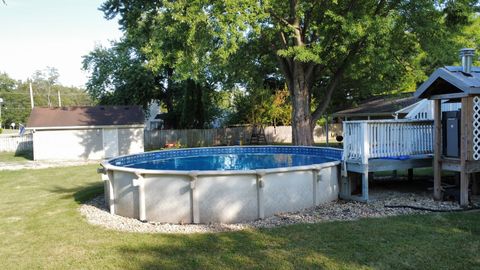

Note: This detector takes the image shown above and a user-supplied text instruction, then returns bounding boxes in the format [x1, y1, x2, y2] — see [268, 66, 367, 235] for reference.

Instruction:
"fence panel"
[0, 133, 33, 153]
[144, 124, 342, 149]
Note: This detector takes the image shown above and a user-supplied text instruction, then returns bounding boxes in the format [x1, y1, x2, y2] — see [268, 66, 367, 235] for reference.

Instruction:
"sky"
[0, 0, 122, 87]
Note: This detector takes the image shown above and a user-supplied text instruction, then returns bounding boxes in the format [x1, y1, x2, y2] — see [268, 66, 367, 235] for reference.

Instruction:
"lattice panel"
[473, 96, 480, 160]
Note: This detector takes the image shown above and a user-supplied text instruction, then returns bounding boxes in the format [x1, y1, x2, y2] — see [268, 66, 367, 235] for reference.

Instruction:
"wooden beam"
[433, 99, 442, 200]
[429, 93, 468, 100]
[466, 160, 480, 173]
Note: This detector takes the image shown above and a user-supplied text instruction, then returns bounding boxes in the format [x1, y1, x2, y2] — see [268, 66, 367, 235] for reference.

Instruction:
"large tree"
[99, 0, 479, 144]
[82, 40, 224, 129]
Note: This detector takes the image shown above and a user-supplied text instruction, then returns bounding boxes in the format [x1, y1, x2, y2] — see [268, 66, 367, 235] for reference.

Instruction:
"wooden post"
[433, 99, 442, 200]
[460, 97, 473, 206]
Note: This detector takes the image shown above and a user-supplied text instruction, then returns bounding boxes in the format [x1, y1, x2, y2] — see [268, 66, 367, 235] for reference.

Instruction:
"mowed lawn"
[0, 166, 479, 269]
[0, 151, 33, 162]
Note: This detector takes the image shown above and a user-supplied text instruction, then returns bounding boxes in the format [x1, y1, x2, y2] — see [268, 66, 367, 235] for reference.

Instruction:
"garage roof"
[27, 106, 145, 129]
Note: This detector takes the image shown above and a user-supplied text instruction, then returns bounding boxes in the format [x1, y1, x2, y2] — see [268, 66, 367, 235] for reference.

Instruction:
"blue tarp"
[376, 155, 411, 160]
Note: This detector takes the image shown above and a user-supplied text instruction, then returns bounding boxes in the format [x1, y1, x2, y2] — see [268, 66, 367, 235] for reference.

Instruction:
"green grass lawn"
[0, 166, 479, 269]
[0, 150, 33, 162]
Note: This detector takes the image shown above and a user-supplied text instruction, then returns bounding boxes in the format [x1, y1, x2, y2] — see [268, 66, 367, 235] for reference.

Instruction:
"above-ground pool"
[100, 146, 342, 224]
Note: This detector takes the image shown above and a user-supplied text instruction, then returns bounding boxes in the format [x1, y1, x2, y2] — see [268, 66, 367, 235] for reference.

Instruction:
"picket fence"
[0, 133, 33, 153]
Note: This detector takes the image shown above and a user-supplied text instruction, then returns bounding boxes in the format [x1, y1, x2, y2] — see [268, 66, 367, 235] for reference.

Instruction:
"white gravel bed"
[0, 160, 100, 171]
[79, 190, 478, 234]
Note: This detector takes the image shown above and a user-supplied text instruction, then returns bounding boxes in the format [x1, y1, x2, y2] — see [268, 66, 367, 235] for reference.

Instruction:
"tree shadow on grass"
[14, 149, 33, 160]
[49, 182, 104, 204]
[48, 182, 480, 269]
[115, 213, 480, 269]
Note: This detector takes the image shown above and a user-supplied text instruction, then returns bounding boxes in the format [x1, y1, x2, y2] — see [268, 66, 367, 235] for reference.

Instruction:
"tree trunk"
[290, 63, 314, 145]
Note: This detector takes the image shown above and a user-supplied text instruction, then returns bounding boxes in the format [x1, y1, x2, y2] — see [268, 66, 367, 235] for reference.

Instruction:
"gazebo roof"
[415, 66, 480, 99]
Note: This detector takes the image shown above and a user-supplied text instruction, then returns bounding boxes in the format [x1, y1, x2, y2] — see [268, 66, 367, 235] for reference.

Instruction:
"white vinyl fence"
[343, 120, 434, 163]
[145, 124, 342, 149]
[0, 133, 33, 153]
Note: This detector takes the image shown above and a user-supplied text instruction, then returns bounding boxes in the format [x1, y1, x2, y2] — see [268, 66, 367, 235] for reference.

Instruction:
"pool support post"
[189, 171, 200, 224]
[312, 167, 322, 205]
[98, 167, 115, 215]
[256, 170, 266, 219]
[133, 172, 146, 222]
[107, 170, 115, 214]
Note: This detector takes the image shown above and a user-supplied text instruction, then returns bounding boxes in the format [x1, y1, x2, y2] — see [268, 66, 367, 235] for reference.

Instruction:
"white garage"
[26, 106, 145, 161]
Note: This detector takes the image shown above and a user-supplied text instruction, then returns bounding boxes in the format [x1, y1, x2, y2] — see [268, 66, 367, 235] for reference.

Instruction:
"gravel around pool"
[80, 186, 479, 234]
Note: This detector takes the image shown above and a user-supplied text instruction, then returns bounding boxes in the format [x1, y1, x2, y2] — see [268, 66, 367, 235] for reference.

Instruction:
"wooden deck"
[341, 120, 434, 202]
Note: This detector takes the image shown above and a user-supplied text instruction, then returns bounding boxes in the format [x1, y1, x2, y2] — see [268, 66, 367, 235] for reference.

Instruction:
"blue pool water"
[125, 153, 332, 171]
[110, 146, 342, 171]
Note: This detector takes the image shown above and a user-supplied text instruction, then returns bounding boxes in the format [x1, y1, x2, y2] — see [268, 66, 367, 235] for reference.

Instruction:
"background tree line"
[0, 68, 92, 129]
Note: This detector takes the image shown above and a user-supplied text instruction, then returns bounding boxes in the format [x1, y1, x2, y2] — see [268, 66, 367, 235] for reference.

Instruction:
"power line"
[0, 92, 90, 96]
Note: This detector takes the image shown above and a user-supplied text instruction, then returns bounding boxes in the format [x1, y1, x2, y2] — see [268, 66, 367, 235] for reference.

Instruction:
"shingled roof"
[333, 94, 419, 117]
[415, 66, 480, 99]
[27, 106, 145, 129]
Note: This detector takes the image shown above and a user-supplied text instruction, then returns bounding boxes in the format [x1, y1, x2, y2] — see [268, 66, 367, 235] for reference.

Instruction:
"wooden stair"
[250, 125, 267, 145]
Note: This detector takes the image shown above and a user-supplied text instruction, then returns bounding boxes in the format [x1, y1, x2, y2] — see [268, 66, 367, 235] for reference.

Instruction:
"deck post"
[361, 169, 369, 201]
[433, 99, 442, 200]
[460, 97, 473, 206]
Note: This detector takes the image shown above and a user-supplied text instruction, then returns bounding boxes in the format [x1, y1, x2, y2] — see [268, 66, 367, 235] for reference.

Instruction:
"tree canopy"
[88, 0, 480, 143]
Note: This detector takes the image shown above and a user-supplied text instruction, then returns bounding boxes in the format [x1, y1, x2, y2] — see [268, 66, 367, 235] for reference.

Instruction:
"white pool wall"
[101, 158, 340, 224]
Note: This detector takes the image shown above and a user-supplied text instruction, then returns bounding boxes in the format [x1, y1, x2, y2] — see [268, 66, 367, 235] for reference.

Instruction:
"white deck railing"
[343, 120, 434, 164]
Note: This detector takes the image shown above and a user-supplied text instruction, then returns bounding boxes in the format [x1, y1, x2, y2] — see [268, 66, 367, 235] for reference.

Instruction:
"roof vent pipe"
[459, 48, 475, 73]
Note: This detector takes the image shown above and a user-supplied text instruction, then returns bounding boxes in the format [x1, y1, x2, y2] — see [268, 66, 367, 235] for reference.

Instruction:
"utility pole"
[57, 89, 62, 107]
[29, 83, 34, 108]
[0, 97, 3, 129]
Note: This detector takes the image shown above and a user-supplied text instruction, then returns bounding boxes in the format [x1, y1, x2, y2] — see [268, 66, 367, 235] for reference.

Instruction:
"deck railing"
[343, 120, 434, 163]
